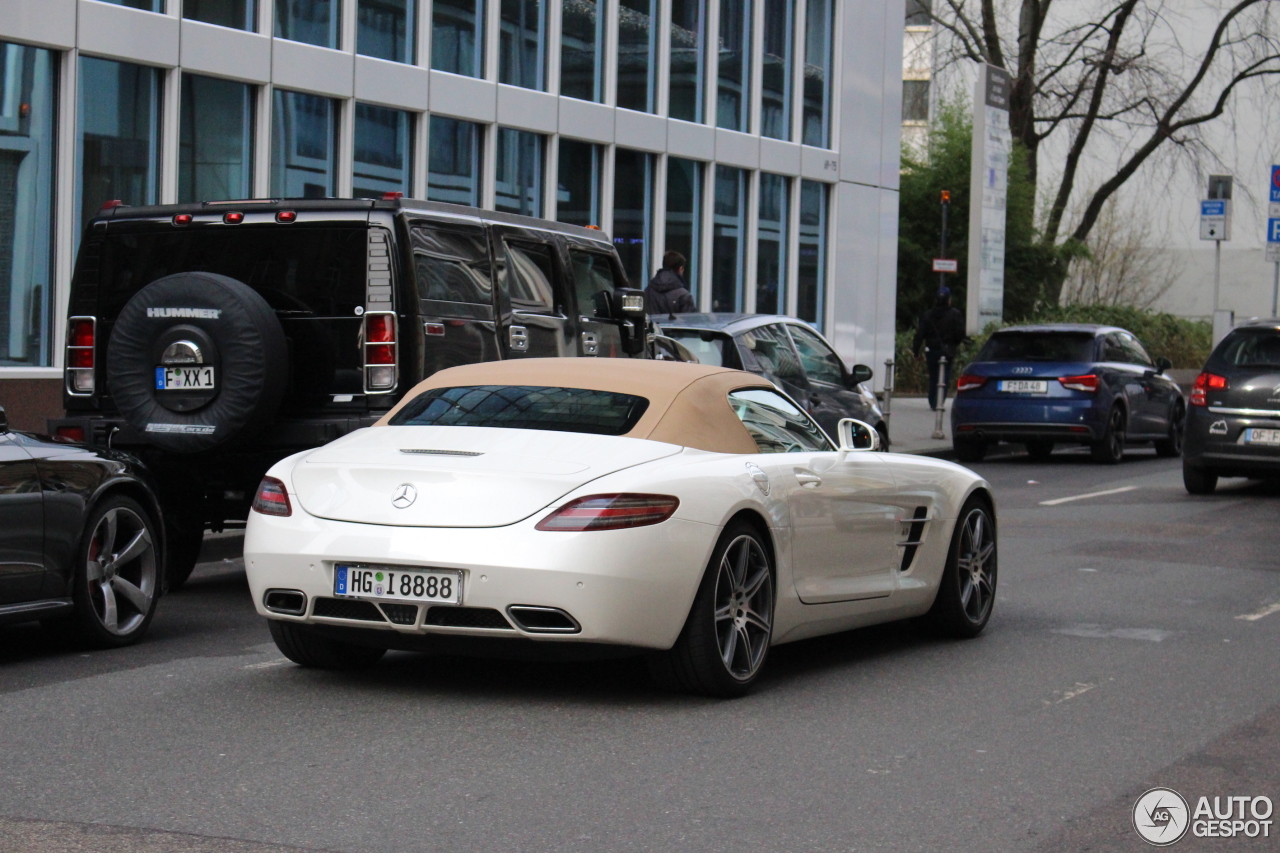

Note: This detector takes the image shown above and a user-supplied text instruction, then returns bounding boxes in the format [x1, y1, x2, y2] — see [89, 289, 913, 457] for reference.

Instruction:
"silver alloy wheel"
[713, 534, 774, 681]
[86, 506, 157, 636]
[955, 507, 996, 623]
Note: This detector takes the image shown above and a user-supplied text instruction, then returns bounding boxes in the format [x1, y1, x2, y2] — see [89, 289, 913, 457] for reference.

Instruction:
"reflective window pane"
[617, 0, 658, 113]
[760, 0, 792, 140]
[612, 148, 653, 286]
[556, 139, 602, 228]
[276, 0, 341, 49]
[716, 0, 751, 131]
[500, 0, 546, 90]
[669, 0, 704, 123]
[711, 165, 745, 311]
[664, 157, 702, 298]
[354, 103, 413, 199]
[756, 172, 788, 314]
[184, 0, 256, 30]
[359, 0, 415, 63]
[432, 0, 485, 77]
[801, 0, 831, 147]
[797, 179, 827, 327]
[560, 0, 603, 101]
[179, 75, 253, 203]
[95, 0, 163, 11]
[271, 90, 337, 198]
[902, 79, 929, 122]
[428, 116, 482, 206]
[78, 57, 161, 234]
[495, 127, 543, 216]
[0, 42, 56, 366]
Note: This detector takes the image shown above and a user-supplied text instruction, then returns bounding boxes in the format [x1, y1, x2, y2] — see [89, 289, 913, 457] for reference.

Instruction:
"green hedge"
[891, 306, 1212, 395]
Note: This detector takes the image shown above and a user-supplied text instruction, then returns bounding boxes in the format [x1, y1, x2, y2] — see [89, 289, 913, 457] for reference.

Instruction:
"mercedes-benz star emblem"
[392, 483, 417, 509]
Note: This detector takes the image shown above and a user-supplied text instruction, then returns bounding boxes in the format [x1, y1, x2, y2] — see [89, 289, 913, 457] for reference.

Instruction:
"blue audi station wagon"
[950, 324, 1184, 463]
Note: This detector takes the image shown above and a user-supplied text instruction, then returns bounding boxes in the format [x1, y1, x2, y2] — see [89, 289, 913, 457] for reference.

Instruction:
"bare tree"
[1060, 195, 1177, 308]
[924, 0, 1280, 301]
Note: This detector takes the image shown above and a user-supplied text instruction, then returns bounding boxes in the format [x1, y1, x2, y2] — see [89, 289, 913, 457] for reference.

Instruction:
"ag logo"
[1133, 787, 1190, 846]
[391, 483, 417, 509]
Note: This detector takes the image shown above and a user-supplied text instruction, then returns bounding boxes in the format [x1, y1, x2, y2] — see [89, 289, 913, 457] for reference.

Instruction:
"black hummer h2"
[53, 197, 651, 585]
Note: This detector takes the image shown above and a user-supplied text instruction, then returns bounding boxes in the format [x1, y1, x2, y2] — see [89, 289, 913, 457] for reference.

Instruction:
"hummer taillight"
[66, 316, 97, 395]
[363, 312, 397, 393]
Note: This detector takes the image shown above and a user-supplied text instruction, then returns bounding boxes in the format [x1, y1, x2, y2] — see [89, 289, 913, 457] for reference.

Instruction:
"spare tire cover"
[107, 272, 288, 453]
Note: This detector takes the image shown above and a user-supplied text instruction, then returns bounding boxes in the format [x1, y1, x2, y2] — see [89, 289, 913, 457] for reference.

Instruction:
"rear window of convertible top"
[388, 386, 651, 436]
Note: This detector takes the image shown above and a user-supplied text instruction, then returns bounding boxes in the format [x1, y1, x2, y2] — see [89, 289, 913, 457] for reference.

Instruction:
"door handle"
[581, 331, 599, 355]
[795, 471, 823, 488]
[508, 325, 529, 352]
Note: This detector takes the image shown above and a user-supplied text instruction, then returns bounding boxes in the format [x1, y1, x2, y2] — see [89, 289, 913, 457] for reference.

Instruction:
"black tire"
[954, 438, 987, 463]
[71, 495, 161, 648]
[875, 423, 890, 452]
[164, 520, 205, 590]
[106, 272, 288, 454]
[1025, 440, 1054, 461]
[1091, 405, 1126, 464]
[1154, 401, 1185, 458]
[268, 620, 387, 670]
[925, 495, 997, 639]
[647, 520, 775, 698]
[1183, 464, 1218, 495]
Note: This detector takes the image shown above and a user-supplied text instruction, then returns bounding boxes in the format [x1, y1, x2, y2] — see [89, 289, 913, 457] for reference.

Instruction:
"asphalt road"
[2, 445, 1279, 853]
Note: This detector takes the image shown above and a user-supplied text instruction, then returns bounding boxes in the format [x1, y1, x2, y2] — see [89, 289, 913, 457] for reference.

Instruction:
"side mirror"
[0, 405, 7, 432]
[1155, 356, 1173, 374]
[847, 364, 873, 388]
[837, 418, 880, 452]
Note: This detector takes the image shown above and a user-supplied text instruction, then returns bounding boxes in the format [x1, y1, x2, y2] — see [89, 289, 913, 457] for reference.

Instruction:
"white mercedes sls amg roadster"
[244, 358, 997, 696]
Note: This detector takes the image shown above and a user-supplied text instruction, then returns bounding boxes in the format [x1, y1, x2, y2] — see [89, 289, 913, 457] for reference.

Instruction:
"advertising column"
[965, 63, 1012, 336]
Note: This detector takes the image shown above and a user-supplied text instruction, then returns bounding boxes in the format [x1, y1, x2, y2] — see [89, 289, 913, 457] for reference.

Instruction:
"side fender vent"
[899, 506, 930, 572]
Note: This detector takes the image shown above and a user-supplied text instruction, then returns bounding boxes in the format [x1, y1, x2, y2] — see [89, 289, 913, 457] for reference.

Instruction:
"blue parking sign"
[1272, 165, 1280, 204]
[1270, 218, 1280, 243]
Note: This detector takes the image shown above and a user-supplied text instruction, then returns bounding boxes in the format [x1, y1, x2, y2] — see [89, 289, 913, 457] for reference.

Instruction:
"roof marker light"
[173, 214, 193, 225]
[276, 210, 297, 223]
[100, 199, 123, 211]
[382, 191, 404, 200]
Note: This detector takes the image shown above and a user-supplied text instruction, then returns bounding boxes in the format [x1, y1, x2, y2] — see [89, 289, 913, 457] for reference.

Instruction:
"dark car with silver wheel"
[0, 405, 164, 646]
[1183, 319, 1280, 494]
[656, 314, 888, 447]
[951, 324, 1185, 463]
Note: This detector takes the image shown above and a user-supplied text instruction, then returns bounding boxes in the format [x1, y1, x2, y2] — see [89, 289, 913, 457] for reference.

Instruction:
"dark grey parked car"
[1183, 318, 1280, 493]
[657, 314, 887, 446]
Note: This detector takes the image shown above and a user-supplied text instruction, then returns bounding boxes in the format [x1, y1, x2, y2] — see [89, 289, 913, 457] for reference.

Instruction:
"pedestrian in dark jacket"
[912, 287, 966, 410]
[645, 251, 698, 317]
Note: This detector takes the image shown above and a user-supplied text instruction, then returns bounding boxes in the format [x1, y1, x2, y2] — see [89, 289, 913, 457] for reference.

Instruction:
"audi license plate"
[156, 366, 215, 390]
[1000, 380, 1047, 394]
[1244, 428, 1280, 446]
[334, 564, 462, 604]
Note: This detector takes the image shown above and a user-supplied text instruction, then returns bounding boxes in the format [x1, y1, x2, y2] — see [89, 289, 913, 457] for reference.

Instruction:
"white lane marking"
[1052, 624, 1174, 642]
[242, 658, 291, 670]
[1043, 679, 1111, 706]
[1039, 485, 1138, 506]
[1236, 602, 1280, 622]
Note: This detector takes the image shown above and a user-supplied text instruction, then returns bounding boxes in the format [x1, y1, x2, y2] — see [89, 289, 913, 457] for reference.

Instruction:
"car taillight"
[1058, 374, 1098, 393]
[956, 374, 986, 392]
[1190, 371, 1228, 407]
[536, 494, 680, 532]
[252, 477, 292, 517]
[65, 316, 96, 394]
[56, 425, 86, 442]
[363, 312, 397, 392]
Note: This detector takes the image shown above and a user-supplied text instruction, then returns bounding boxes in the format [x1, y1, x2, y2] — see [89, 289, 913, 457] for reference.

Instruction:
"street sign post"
[1269, 166, 1280, 316]
[1201, 183, 1233, 340]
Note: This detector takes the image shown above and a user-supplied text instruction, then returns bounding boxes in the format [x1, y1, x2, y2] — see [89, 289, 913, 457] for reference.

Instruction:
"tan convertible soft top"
[375, 358, 774, 454]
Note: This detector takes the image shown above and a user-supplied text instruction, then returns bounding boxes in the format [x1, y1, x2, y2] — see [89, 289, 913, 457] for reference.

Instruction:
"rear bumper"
[1184, 407, 1280, 476]
[951, 396, 1102, 442]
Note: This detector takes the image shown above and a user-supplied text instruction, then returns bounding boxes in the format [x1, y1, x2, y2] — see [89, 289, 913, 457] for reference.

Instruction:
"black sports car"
[0, 405, 165, 646]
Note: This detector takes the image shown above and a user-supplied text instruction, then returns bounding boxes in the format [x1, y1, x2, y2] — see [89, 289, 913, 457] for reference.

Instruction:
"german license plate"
[334, 564, 462, 604]
[1245, 428, 1280, 446]
[1000, 380, 1047, 393]
[156, 366, 215, 390]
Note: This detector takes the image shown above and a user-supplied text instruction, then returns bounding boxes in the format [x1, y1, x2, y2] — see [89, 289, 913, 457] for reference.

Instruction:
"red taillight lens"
[173, 213, 192, 225]
[536, 494, 680, 532]
[68, 349, 93, 368]
[366, 314, 395, 342]
[1190, 371, 1228, 406]
[223, 211, 244, 224]
[252, 476, 292, 517]
[366, 343, 395, 364]
[1058, 374, 1098, 393]
[276, 210, 296, 223]
[56, 425, 86, 442]
[69, 318, 95, 348]
[956, 374, 986, 392]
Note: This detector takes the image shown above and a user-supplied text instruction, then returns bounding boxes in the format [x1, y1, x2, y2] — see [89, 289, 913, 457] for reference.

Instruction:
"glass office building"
[0, 0, 903, 426]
